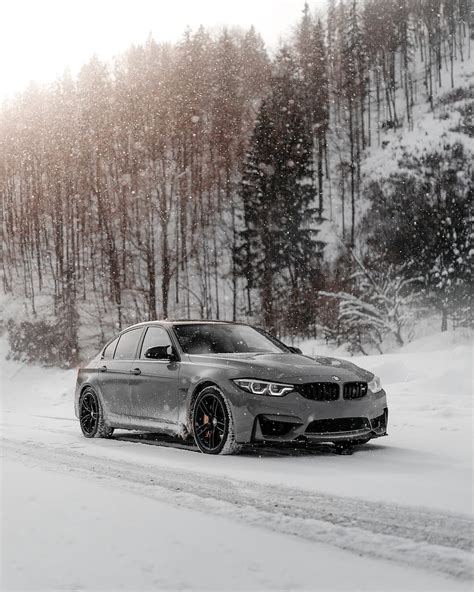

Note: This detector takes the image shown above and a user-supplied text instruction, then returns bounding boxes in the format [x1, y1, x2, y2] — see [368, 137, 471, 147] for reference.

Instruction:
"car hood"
[187, 352, 372, 384]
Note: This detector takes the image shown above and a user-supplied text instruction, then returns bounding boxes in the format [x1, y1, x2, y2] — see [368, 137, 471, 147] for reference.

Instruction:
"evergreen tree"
[364, 143, 472, 331]
[296, 5, 330, 217]
[341, 0, 367, 245]
[238, 48, 323, 333]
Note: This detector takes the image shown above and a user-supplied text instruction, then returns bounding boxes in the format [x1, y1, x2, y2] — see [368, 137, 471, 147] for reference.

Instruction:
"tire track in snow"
[2, 437, 473, 581]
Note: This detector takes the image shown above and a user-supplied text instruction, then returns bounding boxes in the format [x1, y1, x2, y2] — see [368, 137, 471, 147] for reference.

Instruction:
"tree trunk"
[441, 305, 448, 332]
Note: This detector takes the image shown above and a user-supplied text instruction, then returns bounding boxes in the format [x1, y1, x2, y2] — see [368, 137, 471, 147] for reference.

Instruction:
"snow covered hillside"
[1, 331, 472, 590]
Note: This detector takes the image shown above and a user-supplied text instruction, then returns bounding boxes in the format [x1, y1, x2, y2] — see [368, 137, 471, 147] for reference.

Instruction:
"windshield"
[173, 324, 288, 355]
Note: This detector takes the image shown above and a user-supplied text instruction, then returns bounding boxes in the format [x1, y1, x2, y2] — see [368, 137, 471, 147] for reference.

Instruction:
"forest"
[1, 0, 472, 365]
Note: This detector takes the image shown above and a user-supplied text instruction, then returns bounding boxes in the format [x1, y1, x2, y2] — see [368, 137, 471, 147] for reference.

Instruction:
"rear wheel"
[192, 387, 241, 455]
[79, 389, 114, 439]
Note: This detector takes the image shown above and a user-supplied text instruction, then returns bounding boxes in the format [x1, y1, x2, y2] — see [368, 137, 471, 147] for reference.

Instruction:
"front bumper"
[224, 381, 388, 444]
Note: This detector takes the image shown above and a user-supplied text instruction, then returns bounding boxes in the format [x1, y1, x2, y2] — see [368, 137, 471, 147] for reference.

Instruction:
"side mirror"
[288, 346, 302, 355]
[145, 345, 175, 360]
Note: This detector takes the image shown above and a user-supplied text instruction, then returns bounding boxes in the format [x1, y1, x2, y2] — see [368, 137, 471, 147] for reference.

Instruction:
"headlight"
[232, 379, 294, 396]
[368, 375, 383, 393]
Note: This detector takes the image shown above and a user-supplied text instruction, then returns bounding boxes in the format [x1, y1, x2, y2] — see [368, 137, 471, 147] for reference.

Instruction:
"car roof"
[125, 319, 247, 331]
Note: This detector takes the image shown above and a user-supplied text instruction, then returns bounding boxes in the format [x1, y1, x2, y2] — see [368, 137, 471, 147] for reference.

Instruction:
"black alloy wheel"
[80, 391, 99, 437]
[193, 389, 230, 454]
[79, 389, 114, 438]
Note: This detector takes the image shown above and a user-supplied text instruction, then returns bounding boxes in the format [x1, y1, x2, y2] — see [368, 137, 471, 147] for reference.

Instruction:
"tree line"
[1, 0, 471, 364]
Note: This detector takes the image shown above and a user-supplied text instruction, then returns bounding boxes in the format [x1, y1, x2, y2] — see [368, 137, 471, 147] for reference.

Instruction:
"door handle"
[130, 367, 141, 375]
[99, 365, 107, 372]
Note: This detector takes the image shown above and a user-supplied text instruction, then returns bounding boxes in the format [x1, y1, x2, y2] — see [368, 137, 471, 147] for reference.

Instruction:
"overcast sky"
[1, 0, 326, 99]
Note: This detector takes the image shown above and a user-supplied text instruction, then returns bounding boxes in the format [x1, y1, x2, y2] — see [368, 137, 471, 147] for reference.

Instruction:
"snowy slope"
[361, 59, 474, 184]
[1, 332, 473, 590]
[321, 52, 474, 258]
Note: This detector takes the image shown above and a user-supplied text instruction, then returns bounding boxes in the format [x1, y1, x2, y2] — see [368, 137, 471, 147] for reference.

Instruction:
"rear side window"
[114, 329, 142, 360]
[140, 326, 172, 359]
[102, 337, 119, 360]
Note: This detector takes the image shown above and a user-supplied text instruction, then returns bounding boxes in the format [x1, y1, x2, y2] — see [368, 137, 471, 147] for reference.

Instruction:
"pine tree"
[363, 143, 472, 332]
[341, 0, 366, 245]
[296, 6, 330, 217]
[238, 48, 323, 333]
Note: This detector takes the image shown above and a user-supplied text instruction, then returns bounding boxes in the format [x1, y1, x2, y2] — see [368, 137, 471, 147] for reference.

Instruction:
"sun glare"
[1, 0, 313, 98]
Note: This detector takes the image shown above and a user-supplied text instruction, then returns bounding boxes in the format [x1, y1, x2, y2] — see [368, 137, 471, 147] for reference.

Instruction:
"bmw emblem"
[332, 376, 340, 381]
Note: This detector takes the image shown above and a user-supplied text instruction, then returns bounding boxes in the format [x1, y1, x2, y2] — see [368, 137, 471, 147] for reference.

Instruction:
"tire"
[192, 386, 241, 455]
[79, 388, 114, 439]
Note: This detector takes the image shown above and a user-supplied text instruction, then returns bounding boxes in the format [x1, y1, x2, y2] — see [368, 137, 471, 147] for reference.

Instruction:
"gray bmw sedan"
[75, 320, 388, 454]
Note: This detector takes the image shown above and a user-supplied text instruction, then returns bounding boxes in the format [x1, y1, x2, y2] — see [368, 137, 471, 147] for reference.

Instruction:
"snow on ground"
[6, 460, 465, 592]
[1, 331, 473, 590]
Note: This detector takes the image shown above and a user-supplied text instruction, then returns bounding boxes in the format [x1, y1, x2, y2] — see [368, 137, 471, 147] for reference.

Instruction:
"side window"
[102, 337, 119, 360]
[140, 326, 172, 359]
[114, 329, 142, 361]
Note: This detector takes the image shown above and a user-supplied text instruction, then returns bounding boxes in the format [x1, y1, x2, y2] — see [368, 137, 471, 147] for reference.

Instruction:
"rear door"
[129, 325, 180, 427]
[97, 328, 144, 419]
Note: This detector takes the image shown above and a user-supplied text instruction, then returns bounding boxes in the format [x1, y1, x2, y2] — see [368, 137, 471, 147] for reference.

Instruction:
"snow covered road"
[2, 431, 473, 580]
[5, 458, 468, 592]
[1, 332, 473, 590]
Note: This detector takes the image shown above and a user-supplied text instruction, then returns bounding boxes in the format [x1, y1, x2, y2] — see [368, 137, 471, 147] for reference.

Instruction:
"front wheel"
[79, 388, 114, 439]
[192, 387, 241, 455]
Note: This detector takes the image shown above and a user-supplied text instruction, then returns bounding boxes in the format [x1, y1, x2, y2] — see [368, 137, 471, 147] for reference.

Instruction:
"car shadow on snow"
[112, 431, 382, 457]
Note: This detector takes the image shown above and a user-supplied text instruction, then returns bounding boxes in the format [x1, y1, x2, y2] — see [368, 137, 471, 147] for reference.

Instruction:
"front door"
[97, 328, 144, 420]
[129, 325, 180, 427]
